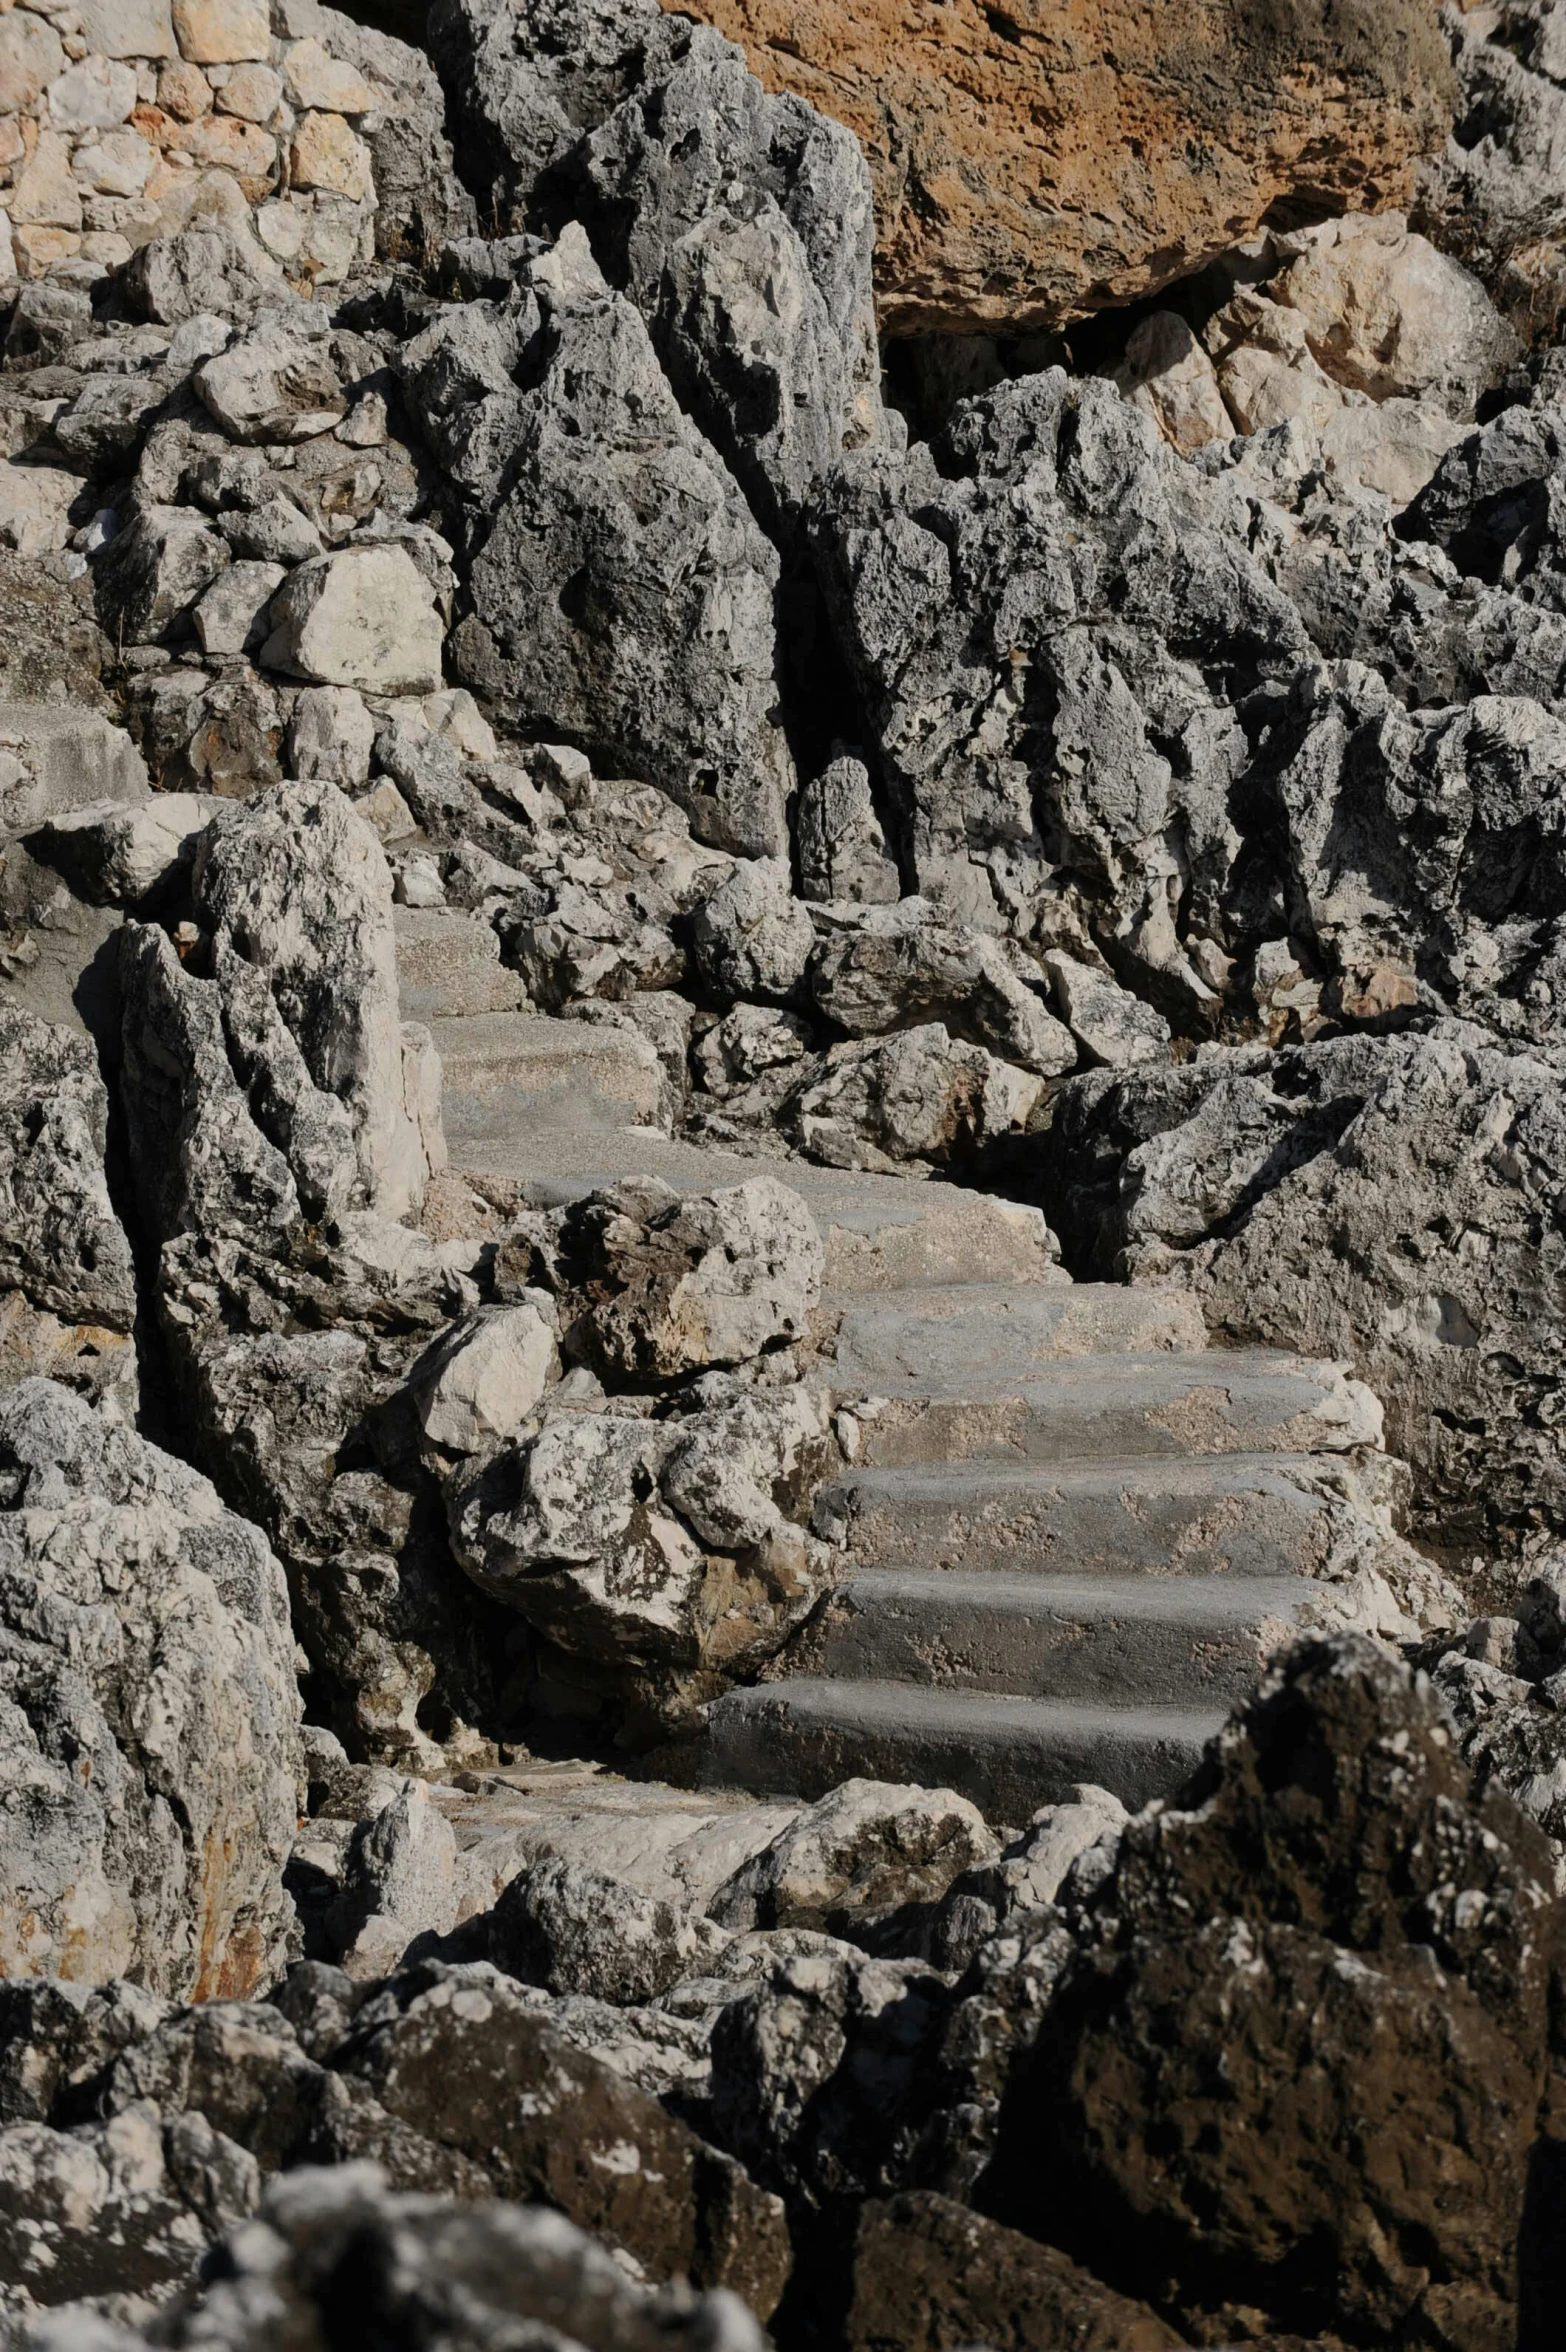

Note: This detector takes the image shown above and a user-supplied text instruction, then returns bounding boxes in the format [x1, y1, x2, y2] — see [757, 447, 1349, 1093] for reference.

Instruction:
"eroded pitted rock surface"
[1038, 1021, 1566, 1550]
[0, 1380, 300, 2000]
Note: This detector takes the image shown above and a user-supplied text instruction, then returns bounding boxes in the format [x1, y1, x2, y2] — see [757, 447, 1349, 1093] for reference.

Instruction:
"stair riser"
[790, 1581, 1305, 1705]
[816, 1474, 1350, 1579]
[701, 1691, 1214, 1821]
[845, 1387, 1365, 1468]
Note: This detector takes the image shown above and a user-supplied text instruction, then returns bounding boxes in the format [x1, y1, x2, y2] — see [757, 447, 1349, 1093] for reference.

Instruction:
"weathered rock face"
[812, 368, 1310, 966]
[0, 1380, 301, 1999]
[987, 1635, 1566, 2351]
[1416, 0, 1566, 346]
[428, 0, 884, 541]
[1036, 1022, 1566, 1550]
[0, 1005, 138, 1417]
[664, 0, 1455, 334]
[417, 224, 795, 860]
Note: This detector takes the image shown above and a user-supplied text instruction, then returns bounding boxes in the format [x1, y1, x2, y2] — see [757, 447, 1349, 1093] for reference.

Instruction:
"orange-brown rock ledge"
[663, 0, 1457, 333]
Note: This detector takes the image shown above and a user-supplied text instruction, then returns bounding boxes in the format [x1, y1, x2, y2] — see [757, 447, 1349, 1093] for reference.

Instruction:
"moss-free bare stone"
[666, 0, 1457, 333]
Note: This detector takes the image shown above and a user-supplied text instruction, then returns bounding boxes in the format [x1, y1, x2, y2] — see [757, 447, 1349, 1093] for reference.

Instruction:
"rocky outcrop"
[428, 0, 884, 541]
[427, 223, 795, 859]
[1036, 1023, 1566, 1550]
[1416, 0, 1566, 346]
[664, 0, 1456, 333]
[0, 1380, 300, 1998]
[986, 1635, 1566, 2350]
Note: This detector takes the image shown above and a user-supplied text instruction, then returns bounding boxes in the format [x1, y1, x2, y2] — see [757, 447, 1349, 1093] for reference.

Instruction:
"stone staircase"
[407, 906, 1405, 1822]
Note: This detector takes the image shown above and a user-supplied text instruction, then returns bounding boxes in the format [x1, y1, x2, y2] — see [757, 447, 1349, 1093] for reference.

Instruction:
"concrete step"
[844, 1350, 1380, 1465]
[0, 701, 147, 834]
[790, 1569, 1315, 1706]
[813, 1453, 1373, 1578]
[700, 1677, 1223, 1821]
[430, 1012, 666, 1137]
[446, 1119, 1066, 1296]
[828, 1283, 1206, 1381]
[395, 908, 526, 1022]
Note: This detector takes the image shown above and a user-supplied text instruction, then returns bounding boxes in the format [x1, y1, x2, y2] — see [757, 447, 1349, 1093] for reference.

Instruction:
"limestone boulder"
[787, 1025, 1048, 1174]
[447, 1383, 840, 1729]
[525, 1175, 824, 1384]
[665, 0, 1454, 333]
[261, 546, 446, 698]
[796, 756, 901, 906]
[429, 1, 883, 540]
[411, 1301, 559, 1454]
[709, 1779, 999, 1939]
[0, 2102, 261, 2311]
[488, 1855, 730, 2005]
[690, 858, 816, 1005]
[142, 2155, 776, 2350]
[809, 902, 1075, 1079]
[334, 1964, 791, 2313]
[192, 782, 436, 1221]
[0, 1006, 137, 1416]
[0, 1379, 301, 1999]
[94, 504, 230, 645]
[812, 369, 1310, 964]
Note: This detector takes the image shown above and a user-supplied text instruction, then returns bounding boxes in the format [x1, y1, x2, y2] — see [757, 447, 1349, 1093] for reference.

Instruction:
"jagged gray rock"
[796, 757, 901, 906]
[193, 782, 436, 1222]
[1234, 661, 1566, 1048]
[0, 1006, 137, 1416]
[809, 903, 1075, 1079]
[786, 1025, 1047, 1174]
[709, 1780, 999, 1939]
[487, 1856, 730, 2004]
[0, 1380, 300, 1998]
[812, 370, 1309, 997]
[416, 224, 793, 858]
[447, 1382, 839, 1731]
[1415, 0, 1566, 345]
[1038, 1021, 1566, 1548]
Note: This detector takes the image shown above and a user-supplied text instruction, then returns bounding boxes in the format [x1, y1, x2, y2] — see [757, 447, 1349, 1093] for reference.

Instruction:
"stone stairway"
[408, 909, 1401, 1822]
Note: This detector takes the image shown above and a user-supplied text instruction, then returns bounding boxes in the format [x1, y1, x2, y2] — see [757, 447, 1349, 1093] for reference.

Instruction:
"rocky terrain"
[0, 0, 1563, 2346]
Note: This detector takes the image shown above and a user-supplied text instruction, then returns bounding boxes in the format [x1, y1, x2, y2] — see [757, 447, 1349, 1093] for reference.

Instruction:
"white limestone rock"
[262, 546, 445, 696]
[709, 1779, 1000, 1936]
[413, 1301, 559, 1454]
[195, 325, 347, 445]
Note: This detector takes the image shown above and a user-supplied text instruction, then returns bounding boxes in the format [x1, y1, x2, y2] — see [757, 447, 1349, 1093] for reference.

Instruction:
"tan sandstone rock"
[666, 0, 1457, 333]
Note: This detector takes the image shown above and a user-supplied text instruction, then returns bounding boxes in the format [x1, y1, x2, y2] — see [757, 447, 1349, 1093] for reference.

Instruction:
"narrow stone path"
[413, 910, 1405, 1822]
